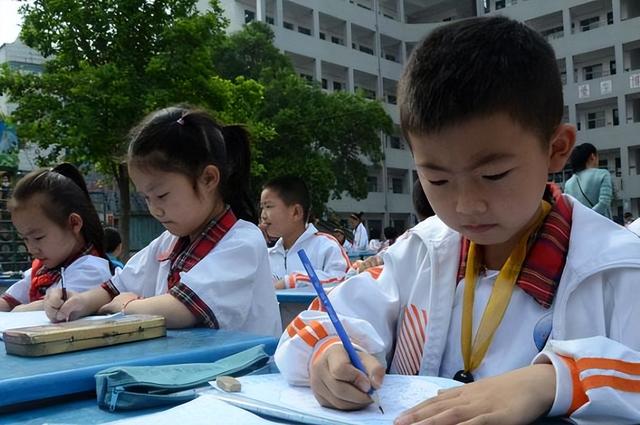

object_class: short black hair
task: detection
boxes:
[263,175,311,222]
[104,227,122,253]
[569,142,597,172]
[398,16,563,145]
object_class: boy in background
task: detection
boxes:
[260,175,350,289]
[275,16,640,424]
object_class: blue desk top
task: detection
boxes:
[0,278,18,288]
[0,328,278,410]
[275,289,317,304]
[347,250,377,261]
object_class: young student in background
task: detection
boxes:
[332,228,352,252]
[0,164,112,312]
[348,212,368,252]
[260,175,349,289]
[45,107,281,336]
[353,179,436,275]
[104,226,125,270]
[275,16,640,424]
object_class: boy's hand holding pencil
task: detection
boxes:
[309,342,385,411]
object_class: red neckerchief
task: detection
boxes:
[456,184,572,309]
[165,207,237,289]
[29,244,99,302]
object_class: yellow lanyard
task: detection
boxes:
[461,201,551,375]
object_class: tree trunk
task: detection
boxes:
[116,162,131,260]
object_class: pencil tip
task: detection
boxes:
[379,406,384,414]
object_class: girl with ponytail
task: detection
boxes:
[45,106,280,335]
[1,164,112,312]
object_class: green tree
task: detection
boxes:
[0,0,268,255]
[216,22,393,216]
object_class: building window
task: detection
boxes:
[362,88,376,99]
[321,78,327,89]
[584,64,602,80]
[298,26,311,36]
[496,0,506,10]
[333,81,343,91]
[540,26,564,40]
[610,60,616,75]
[607,11,613,25]
[244,10,255,24]
[615,157,621,176]
[367,176,378,192]
[283,21,294,30]
[266,16,274,25]
[587,111,605,129]
[613,108,619,126]
[391,177,404,194]
[319,32,326,40]
[384,53,396,62]
[331,36,343,45]
[300,73,313,83]
[580,16,600,32]
[359,45,374,55]
[386,94,397,104]
[389,135,403,149]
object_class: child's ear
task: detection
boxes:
[68,213,84,235]
[547,123,576,173]
[200,165,221,193]
[292,204,305,223]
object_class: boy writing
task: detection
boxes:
[260,175,350,289]
[274,16,640,424]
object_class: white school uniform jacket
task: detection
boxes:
[352,222,368,252]
[275,196,640,423]
[110,220,282,337]
[268,224,350,288]
[4,255,111,305]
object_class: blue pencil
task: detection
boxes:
[297,249,384,414]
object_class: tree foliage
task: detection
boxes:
[216,22,393,216]
[0,0,268,254]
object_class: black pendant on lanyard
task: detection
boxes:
[453,369,475,383]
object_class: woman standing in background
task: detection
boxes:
[564,142,613,219]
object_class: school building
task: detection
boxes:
[217,0,640,232]
[1,1,640,235]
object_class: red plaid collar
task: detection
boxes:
[30,244,98,301]
[456,184,572,309]
[166,207,237,289]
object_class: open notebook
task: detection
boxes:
[209,373,462,425]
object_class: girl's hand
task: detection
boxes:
[98,292,140,314]
[44,288,81,322]
[394,364,556,425]
[274,279,286,289]
[310,343,385,411]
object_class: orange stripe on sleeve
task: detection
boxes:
[577,358,640,376]
[583,375,640,393]
[311,336,341,365]
[309,320,328,340]
[297,326,319,347]
[559,355,589,414]
[365,265,384,280]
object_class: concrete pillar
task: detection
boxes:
[276,0,283,27]
[562,7,572,36]
[315,58,322,84]
[347,67,355,92]
[398,0,405,22]
[313,8,320,39]
[256,0,266,21]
